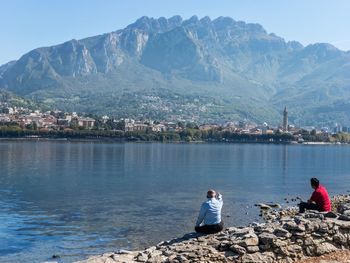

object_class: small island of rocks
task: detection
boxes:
[76,195,350,263]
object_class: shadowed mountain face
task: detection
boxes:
[0,15,349,125]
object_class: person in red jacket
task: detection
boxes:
[299,178,331,213]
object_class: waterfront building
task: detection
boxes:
[0,114,11,122]
[152,124,166,132]
[333,124,342,134]
[77,117,95,129]
[101,115,110,123]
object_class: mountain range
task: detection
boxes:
[1,15,350,126]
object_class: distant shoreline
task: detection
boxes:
[1,127,348,144]
[0,136,347,145]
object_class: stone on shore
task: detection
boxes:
[75,194,350,263]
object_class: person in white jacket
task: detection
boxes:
[195,189,223,234]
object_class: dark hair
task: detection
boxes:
[310,178,319,187]
[207,190,216,198]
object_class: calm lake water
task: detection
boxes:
[1,141,350,262]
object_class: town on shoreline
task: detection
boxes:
[1,105,350,143]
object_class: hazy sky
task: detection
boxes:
[1,0,349,65]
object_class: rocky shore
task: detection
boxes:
[76,195,350,263]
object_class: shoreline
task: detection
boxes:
[75,194,350,263]
[0,137,347,145]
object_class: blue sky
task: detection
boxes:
[1,0,349,65]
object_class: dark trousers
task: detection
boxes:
[195,221,223,234]
[299,202,319,213]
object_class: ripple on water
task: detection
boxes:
[1,142,350,262]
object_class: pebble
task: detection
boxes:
[75,194,350,263]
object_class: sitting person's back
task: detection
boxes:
[299,178,331,213]
[310,183,331,212]
[195,189,223,234]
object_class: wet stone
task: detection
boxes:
[76,194,350,263]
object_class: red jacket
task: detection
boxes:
[310,185,331,212]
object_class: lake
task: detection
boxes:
[1,141,350,262]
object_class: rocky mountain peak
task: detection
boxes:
[126,15,183,33]
[0,15,349,125]
[287,41,304,51]
[305,43,340,53]
[200,16,212,24]
[183,15,199,25]
[212,16,236,29]
[302,43,343,61]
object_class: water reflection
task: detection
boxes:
[282,145,288,180]
[0,142,350,262]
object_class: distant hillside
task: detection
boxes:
[0,89,44,110]
[0,16,349,125]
